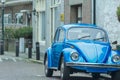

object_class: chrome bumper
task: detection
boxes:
[66,62,120,69]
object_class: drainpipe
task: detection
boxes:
[93,0,96,25]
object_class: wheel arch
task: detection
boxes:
[44,47,53,68]
[58,48,74,70]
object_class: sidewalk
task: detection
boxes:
[0,51,43,64]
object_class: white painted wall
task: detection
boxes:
[46,0,64,48]
[32,0,46,53]
[96,0,120,44]
[32,0,36,52]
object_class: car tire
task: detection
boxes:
[60,57,70,80]
[44,56,53,77]
[111,71,120,80]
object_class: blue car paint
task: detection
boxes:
[45,23,120,73]
[62,48,85,62]
[62,23,97,30]
[64,41,120,72]
[66,41,111,63]
[52,42,64,67]
[63,41,119,73]
[46,47,53,68]
[64,46,118,73]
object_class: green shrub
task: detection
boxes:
[117,6,120,21]
[4,26,32,39]
[4,27,16,39]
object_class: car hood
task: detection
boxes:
[66,41,111,63]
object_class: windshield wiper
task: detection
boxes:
[78,35,90,40]
[93,37,104,41]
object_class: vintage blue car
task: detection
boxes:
[44,24,120,80]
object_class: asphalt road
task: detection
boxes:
[0,57,111,80]
[0,59,41,80]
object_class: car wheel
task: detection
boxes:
[111,71,120,80]
[44,56,53,77]
[60,57,70,80]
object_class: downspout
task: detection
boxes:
[93,0,96,25]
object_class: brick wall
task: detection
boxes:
[0,3,32,26]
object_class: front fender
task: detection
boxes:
[62,48,77,62]
[107,50,120,64]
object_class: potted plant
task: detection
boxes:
[117,5,120,21]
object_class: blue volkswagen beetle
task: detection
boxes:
[44,24,120,80]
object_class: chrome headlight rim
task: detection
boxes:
[112,54,120,63]
[70,52,79,61]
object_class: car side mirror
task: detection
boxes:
[112,41,118,44]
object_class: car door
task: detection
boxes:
[52,28,65,67]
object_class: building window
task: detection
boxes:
[50,0,60,41]
[37,0,45,11]
[51,7,58,41]
[15,13,23,24]
[4,14,12,24]
[51,8,55,41]
[41,12,46,40]
[51,0,61,5]
[70,5,82,23]
[55,0,61,4]
[77,6,82,23]
[27,13,31,26]
[51,0,55,5]
[37,0,46,41]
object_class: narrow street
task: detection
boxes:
[0,56,111,80]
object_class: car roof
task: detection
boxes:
[61,23,98,30]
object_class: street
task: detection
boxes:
[0,56,111,80]
[0,58,41,80]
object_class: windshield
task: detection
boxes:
[67,27,108,42]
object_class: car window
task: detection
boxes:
[68,27,108,42]
[58,29,64,42]
[54,28,64,42]
[54,29,59,42]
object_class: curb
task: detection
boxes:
[28,59,43,64]
[2,52,44,64]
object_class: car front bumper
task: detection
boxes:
[66,62,120,69]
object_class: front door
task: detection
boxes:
[52,28,65,67]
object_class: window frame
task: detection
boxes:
[15,13,23,24]
[58,28,65,42]
[4,13,12,24]
[54,28,65,43]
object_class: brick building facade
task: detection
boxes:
[0,0,32,27]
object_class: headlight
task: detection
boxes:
[112,54,120,63]
[71,52,79,61]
